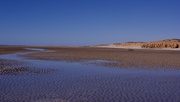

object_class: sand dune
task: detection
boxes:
[141,39,180,48]
[98,39,180,50]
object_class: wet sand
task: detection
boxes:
[0,47,54,75]
[24,46,180,69]
[0,46,30,55]
[0,46,28,75]
[0,47,180,102]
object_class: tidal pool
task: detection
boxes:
[0,48,180,102]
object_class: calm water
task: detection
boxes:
[0,48,180,102]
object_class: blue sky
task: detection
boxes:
[0,0,180,46]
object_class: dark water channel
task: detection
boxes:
[0,48,180,102]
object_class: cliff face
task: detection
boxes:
[113,39,180,48]
[141,39,180,48]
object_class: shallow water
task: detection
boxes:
[0,48,180,102]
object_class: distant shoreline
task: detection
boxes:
[95,45,180,51]
[95,38,180,50]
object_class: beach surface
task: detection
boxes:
[1,46,180,102]
[0,46,36,75]
[24,46,180,69]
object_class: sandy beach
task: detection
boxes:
[1,46,180,69]
[23,46,180,69]
[1,46,180,101]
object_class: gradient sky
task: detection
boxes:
[0,0,180,46]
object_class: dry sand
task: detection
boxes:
[24,46,180,69]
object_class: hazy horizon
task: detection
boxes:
[1,0,180,46]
